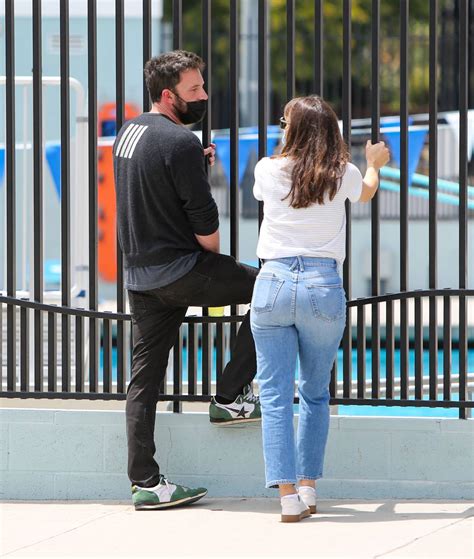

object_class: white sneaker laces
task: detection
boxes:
[160,475,172,494]
[244,386,259,404]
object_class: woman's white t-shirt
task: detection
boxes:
[253,157,363,265]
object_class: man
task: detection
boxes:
[114,50,261,511]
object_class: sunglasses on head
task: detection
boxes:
[279,116,287,130]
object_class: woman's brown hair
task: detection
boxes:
[276,95,349,208]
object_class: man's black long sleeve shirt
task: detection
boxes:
[114,112,219,269]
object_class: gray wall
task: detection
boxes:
[1,409,472,500]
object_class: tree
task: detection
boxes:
[162,0,448,125]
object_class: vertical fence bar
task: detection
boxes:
[33,0,44,391]
[258,0,268,227]
[414,295,423,400]
[230,0,239,259]
[47,312,57,392]
[173,0,182,50]
[143,0,151,111]
[458,0,468,419]
[342,0,352,399]
[201,0,212,396]
[399,0,409,400]
[428,0,438,401]
[88,0,99,392]
[370,0,380,399]
[158,333,165,394]
[188,323,197,396]
[202,322,212,396]
[173,329,183,412]
[5,0,16,391]
[20,307,30,391]
[75,315,84,392]
[286,0,295,100]
[329,362,337,398]
[129,318,133,374]
[0,304,3,382]
[313,0,323,96]
[202,0,212,150]
[116,0,126,394]
[471,0,474,108]
[459,294,467,417]
[60,0,71,392]
[216,322,225,393]
[158,372,166,396]
[229,0,239,347]
[443,295,451,401]
[385,300,394,399]
[357,304,366,399]
[103,319,112,393]
[399,300,409,399]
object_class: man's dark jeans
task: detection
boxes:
[126,251,259,487]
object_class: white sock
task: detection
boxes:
[281,493,299,502]
[299,486,316,493]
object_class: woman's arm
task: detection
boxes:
[358,140,390,203]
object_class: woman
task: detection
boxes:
[250,95,390,522]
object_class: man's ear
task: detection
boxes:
[161,89,173,102]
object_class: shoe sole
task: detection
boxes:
[299,501,316,514]
[210,417,261,425]
[281,509,311,523]
[134,490,208,511]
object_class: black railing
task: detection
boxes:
[1,290,473,413]
[1,0,473,419]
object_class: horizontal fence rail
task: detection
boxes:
[1,291,473,417]
[1,0,473,419]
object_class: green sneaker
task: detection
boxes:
[209,384,261,425]
[132,475,207,510]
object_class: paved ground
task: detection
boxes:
[1,499,472,558]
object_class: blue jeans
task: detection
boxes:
[250,256,346,488]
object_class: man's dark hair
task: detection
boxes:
[144,50,205,103]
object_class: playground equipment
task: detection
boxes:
[380,167,474,209]
[97,102,140,283]
[0,94,141,286]
[0,76,90,379]
[0,76,88,301]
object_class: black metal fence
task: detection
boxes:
[1,0,473,419]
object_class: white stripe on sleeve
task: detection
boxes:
[127,126,149,158]
[115,123,137,157]
[122,125,144,158]
[118,124,140,157]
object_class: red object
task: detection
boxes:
[97,102,140,283]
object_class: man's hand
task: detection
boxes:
[203,143,216,167]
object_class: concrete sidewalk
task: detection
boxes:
[1,499,472,558]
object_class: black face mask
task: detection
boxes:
[172,92,207,124]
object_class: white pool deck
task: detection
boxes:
[1,499,473,558]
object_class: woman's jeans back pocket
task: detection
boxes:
[252,274,284,314]
[305,282,346,321]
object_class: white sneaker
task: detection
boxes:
[280,493,311,523]
[298,486,317,514]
